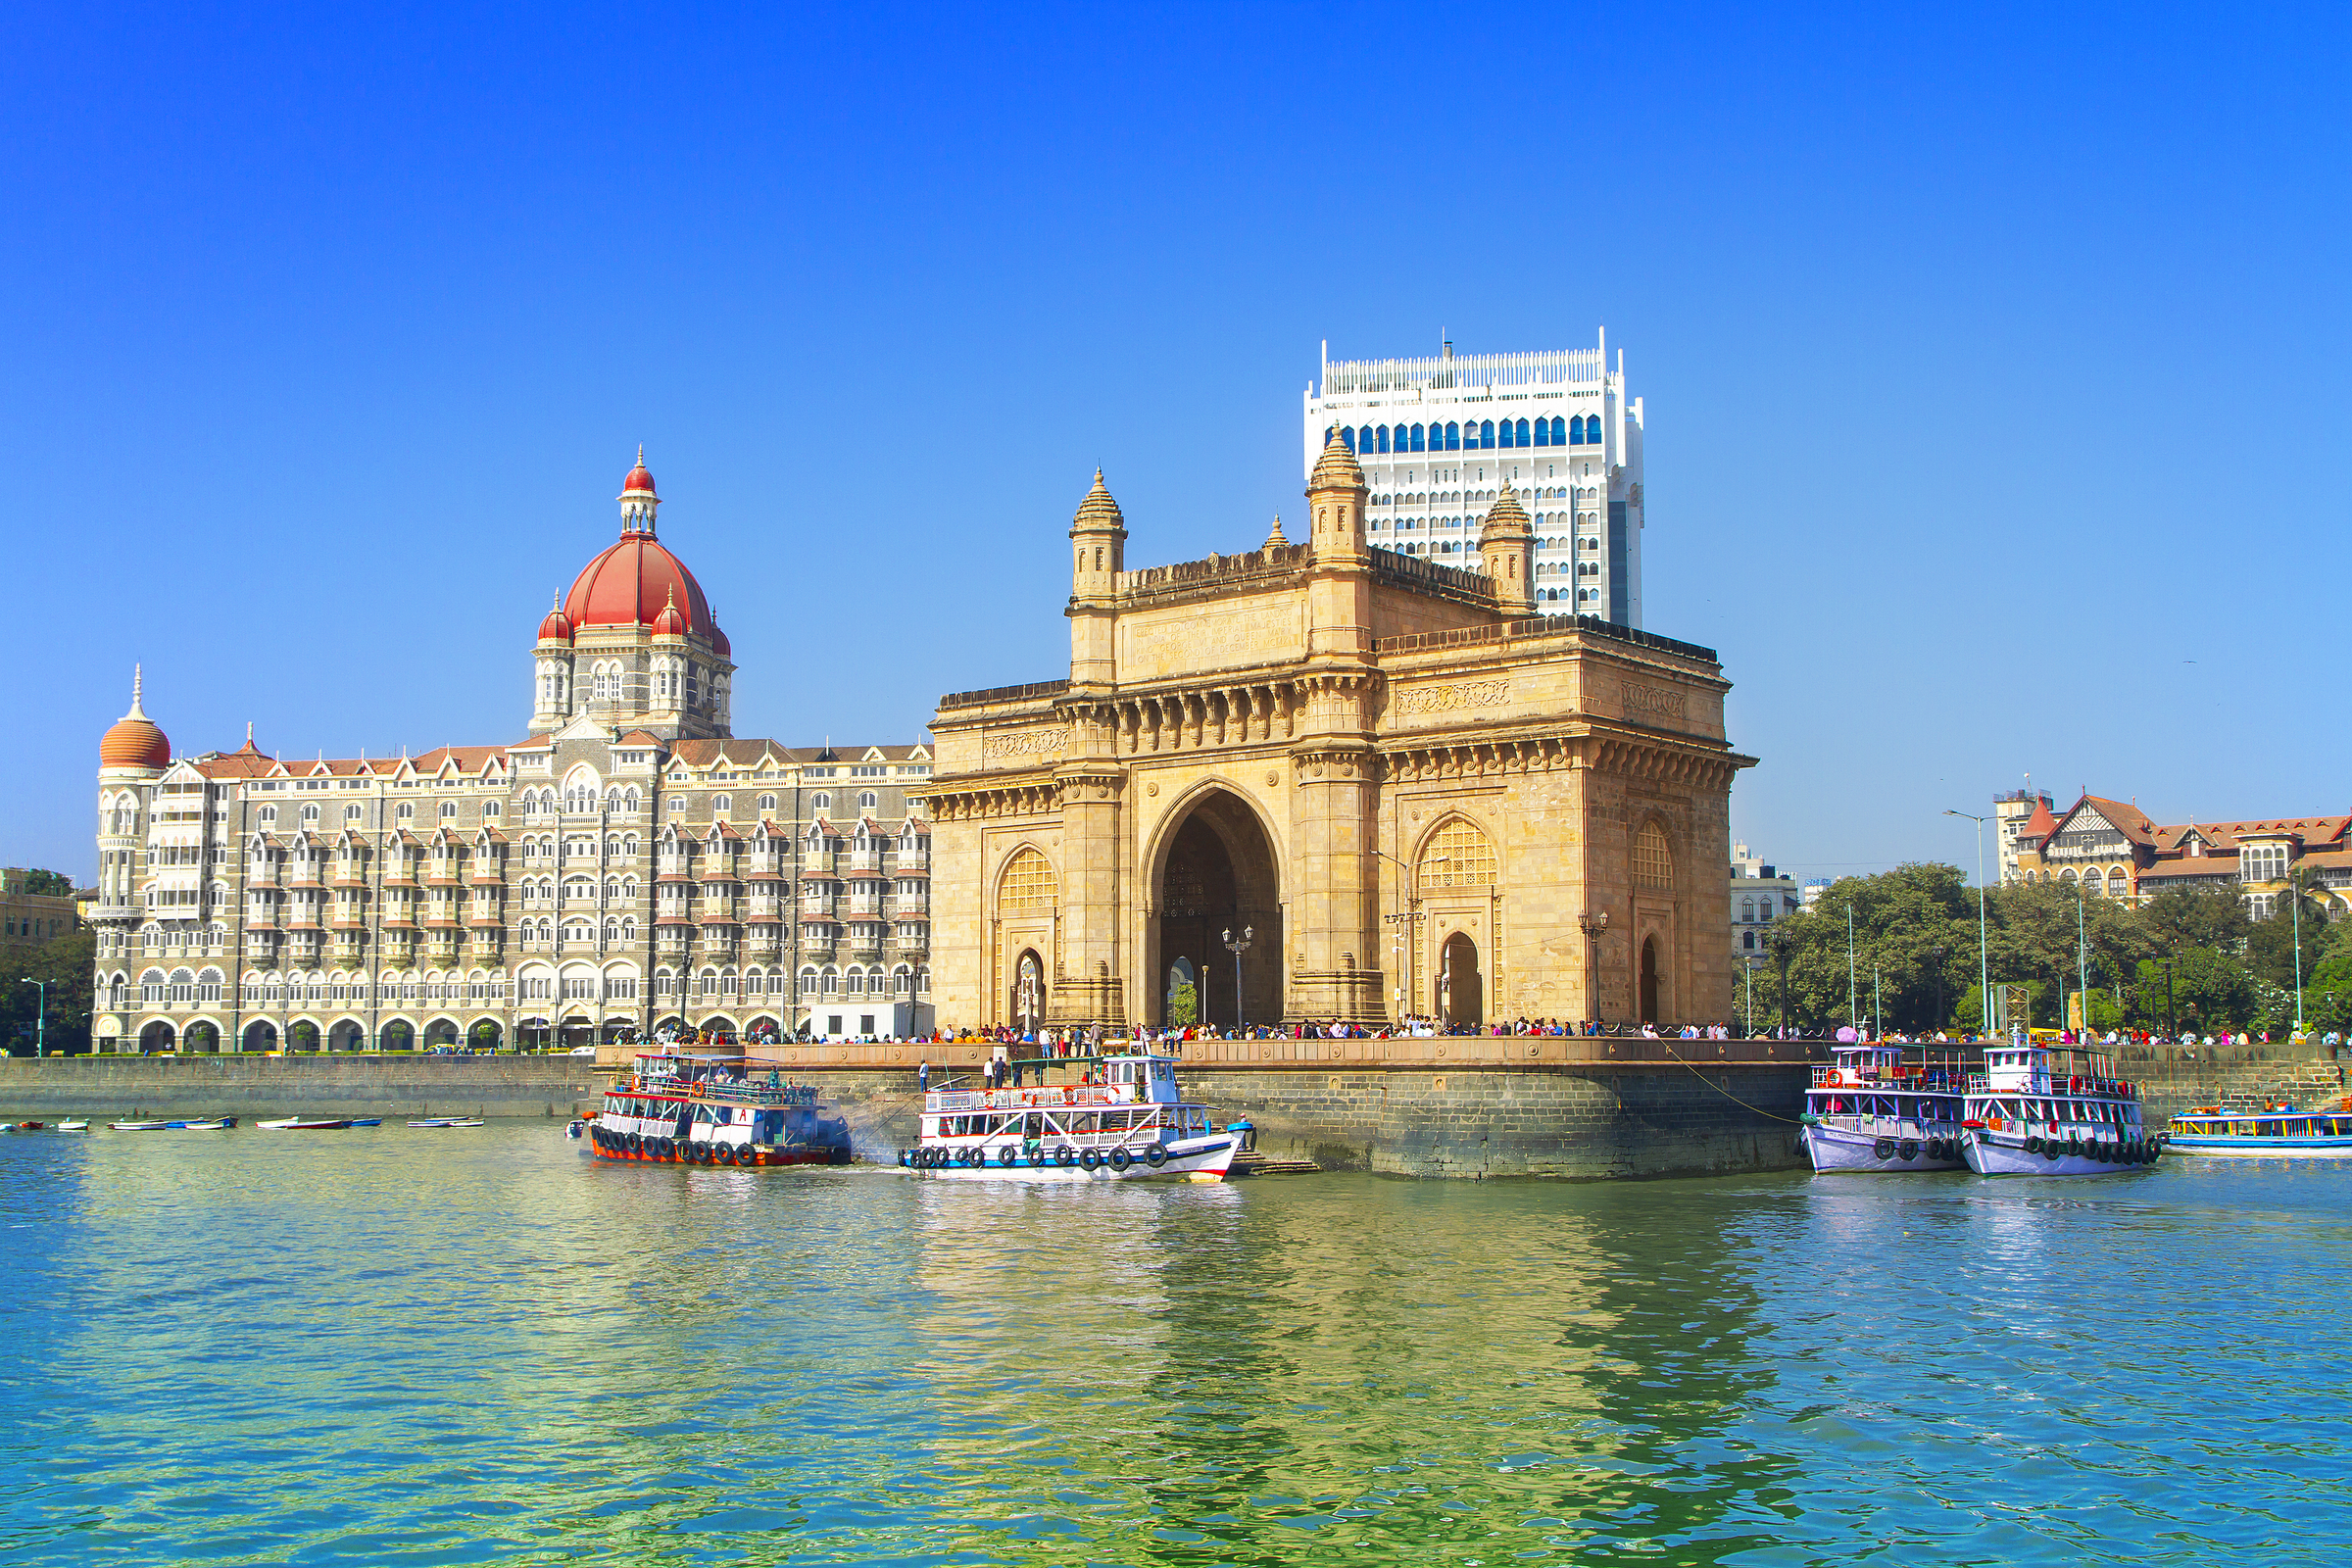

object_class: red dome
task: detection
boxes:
[100,669,169,769]
[537,600,574,643]
[709,622,731,658]
[564,533,716,639]
[622,454,656,495]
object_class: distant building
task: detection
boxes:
[1799,878,1832,910]
[1,869,76,944]
[1993,788,2055,884]
[1729,843,1800,957]
[2007,792,2352,918]
[1304,333,1644,624]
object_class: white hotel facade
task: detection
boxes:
[1303,333,1644,625]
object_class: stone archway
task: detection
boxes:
[380,1020,416,1053]
[139,1020,175,1054]
[1010,948,1048,1034]
[423,1018,460,1050]
[242,1020,278,1053]
[1439,932,1483,1029]
[1152,790,1283,1028]
[288,1020,320,1053]
[184,1020,220,1054]
[1640,936,1661,1025]
[329,1019,367,1053]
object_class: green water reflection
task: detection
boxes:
[3,1125,2346,1565]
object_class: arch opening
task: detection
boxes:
[1151,791,1282,1028]
[1439,932,1483,1029]
[1640,936,1661,1025]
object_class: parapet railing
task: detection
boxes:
[938,678,1071,710]
[1376,613,1718,664]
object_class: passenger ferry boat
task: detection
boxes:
[2164,1099,2352,1156]
[1961,1044,2154,1176]
[902,1044,1238,1182]
[1799,1043,1971,1171]
[587,1052,854,1168]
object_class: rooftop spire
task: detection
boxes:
[1264,513,1289,548]
[127,663,146,719]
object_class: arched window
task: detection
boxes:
[1445,421,1460,451]
[1498,418,1514,449]
[1474,419,1491,449]
[799,967,818,998]
[759,794,777,813]
[1570,416,1587,444]
[1341,427,1355,452]
[859,791,877,810]
[1634,823,1674,890]
[712,794,731,817]
[811,793,830,811]
[1410,422,1426,452]
[1549,416,1566,444]
[1534,417,1551,447]
[1515,418,1530,446]
[999,846,1059,912]
[1376,425,1390,454]
[1420,817,1498,887]
[1740,896,1755,922]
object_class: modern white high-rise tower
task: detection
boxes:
[1303,332,1643,625]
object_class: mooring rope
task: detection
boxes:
[1659,1045,1809,1125]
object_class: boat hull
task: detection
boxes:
[1964,1130,2151,1177]
[586,1122,850,1167]
[903,1135,1238,1183]
[2165,1136,2352,1157]
[1801,1121,1967,1173]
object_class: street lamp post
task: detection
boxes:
[2161,957,2177,1041]
[1845,905,1858,1036]
[1743,956,1765,1037]
[1928,944,1947,1035]
[1944,809,1992,1040]
[1373,848,1444,1024]
[2289,865,2307,1032]
[1578,909,1610,1028]
[1222,925,1252,1036]
[18,977,46,1057]
[1770,928,1793,1038]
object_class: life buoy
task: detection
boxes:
[1054,1146,1075,1167]
[1872,1137,1895,1160]
[1108,1147,1134,1173]
[1078,1147,1101,1171]
[1145,1144,1167,1167]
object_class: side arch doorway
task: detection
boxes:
[1439,931,1483,1029]
[1151,791,1282,1029]
[1640,936,1661,1025]
[1010,949,1048,1034]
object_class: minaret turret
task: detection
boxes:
[1304,425,1368,560]
[1066,468,1126,689]
[618,445,660,536]
[1480,481,1536,618]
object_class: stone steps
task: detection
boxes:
[1230,1152,1321,1177]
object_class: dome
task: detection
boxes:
[1308,425,1366,490]
[564,531,717,642]
[1480,482,1532,542]
[100,666,170,770]
[621,445,655,496]
[708,620,730,659]
[537,593,574,644]
[651,587,689,638]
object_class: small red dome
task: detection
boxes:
[622,452,656,495]
[537,599,574,643]
[709,622,731,659]
[100,669,170,769]
[652,588,690,638]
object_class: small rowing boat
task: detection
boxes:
[408,1117,484,1128]
[258,1117,354,1131]
[347,1118,382,1127]
[6,1119,90,1134]
[109,1116,238,1131]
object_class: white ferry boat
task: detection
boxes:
[587,1052,854,1168]
[901,1043,1238,1182]
[1799,1044,1971,1172]
[2164,1099,2352,1157]
[1961,1044,2154,1176]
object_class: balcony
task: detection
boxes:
[747,897,782,919]
[333,868,368,888]
[894,934,929,953]
[887,896,929,918]
[656,858,693,881]
[846,851,882,874]
[744,855,785,879]
[696,906,739,924]
[469,865,504,886]
[846,897,882,918]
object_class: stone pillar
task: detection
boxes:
[1286,675,1385,1023]
[1048,705,1126,1029]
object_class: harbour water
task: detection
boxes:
[3,1124,2345,1564]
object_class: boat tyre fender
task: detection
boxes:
[1054,1146,1075,1167]
[1078,1147,1101,1172]
[2044,1142,2062,1161]
[1897,1140,1919,1162]
[625,1132,641,1154]
[1108,1147,1133,1173]
[2025,1135,2042,1153]
[1872,1137,1895,1161]
[1000,1145,1021,1168]
[1145,1144,1167,1168]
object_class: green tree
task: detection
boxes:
[18,869,74,898]
[1165,981,1198,1027]
[0,928,95,1054]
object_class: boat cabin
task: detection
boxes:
[920,1046,1210,1154]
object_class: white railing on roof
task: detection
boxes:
[1322,348,1604,396]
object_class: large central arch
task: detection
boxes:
[1149,789,1282,1028]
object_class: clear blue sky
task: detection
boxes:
[7,4,2347,883]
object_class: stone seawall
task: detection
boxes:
[772,1050,1811,1180]
[2118,1039,2347,1117]
[0,1056,603,1120]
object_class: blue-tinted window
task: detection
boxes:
[1342,427,1356,453]
[1479,419,1494,449]
[1498,419,1514,449]
[1445,421,1460,451]
[1410,423,1425,452]
[1571,416,1588,444]
[1377,425,1391,454]
[1359,425,1374,453]
[1516,418,1530,446]
[1534,418,1550,447]
[1550,416,1566,444]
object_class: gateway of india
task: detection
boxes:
[920,427,1754,1032]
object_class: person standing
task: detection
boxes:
[918,1059,931,1095]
